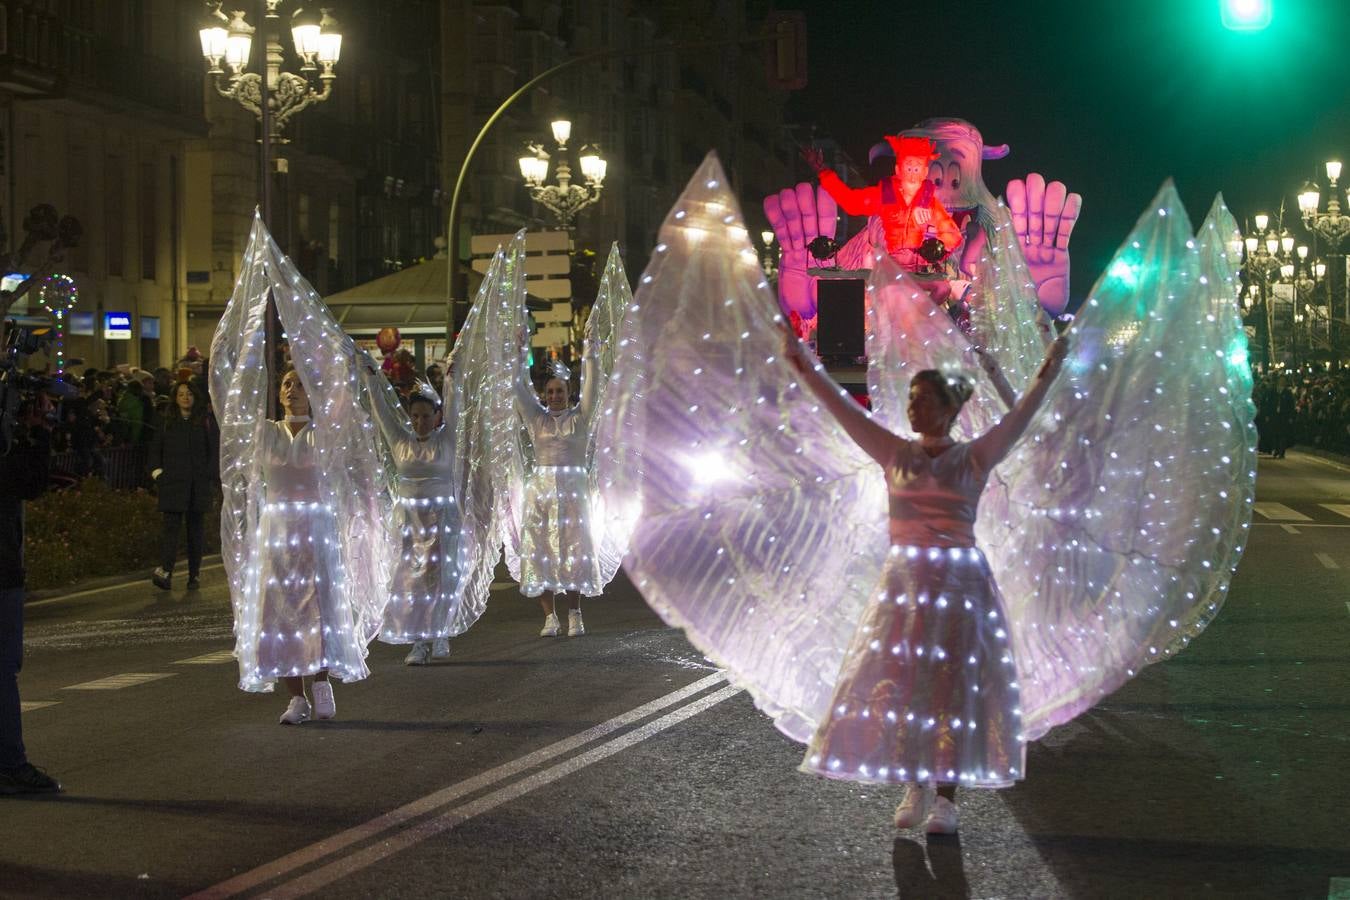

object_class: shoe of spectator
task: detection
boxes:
[404,642,432,666]
[0,762,63,796]
[431,638,451,658]
[279,696,311,725]
[567,610,585,637]
[311,681,336,720]
[151,567,171,591]
[186,576,201,590]
[540,613,561,637]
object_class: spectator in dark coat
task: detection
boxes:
[148,382,218,591]
[1270,377,1296,459]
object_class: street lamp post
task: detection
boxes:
[197,1,343,229]
[517,120,607,230]
[1239,212,1297,369]
[1296,161,1350,363]
[196,1,343,415]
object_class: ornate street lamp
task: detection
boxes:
[517,119,607,229]
[197,2,343,224]
[1239,211,1299,369]
[1294,159,1350,363]
[199,2,342,136]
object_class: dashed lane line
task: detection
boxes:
[184,671,730,900]
[1252,502,1312,521]
[62,672,177,691]
[1315,553,1341,571]
[173,649,236,665]
[1322,504,1350,520]
[19,701,59,713]
[1281,524,1301,534]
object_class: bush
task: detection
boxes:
[24,479,220,590]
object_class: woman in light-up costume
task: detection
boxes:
[596,154,1255,831]
[211,216,391,724]
[357,312,501,665]
[358,374,462,665]
[786,334,1067,831]
[458,231,633,638]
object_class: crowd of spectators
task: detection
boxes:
[48,349,212,487]
[1254,369,1350,457]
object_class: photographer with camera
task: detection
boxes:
[0,203,81,795]
[0,385,60,795]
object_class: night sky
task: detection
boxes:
[787,0,1350,302]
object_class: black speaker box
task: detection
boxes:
[815,278,866,360]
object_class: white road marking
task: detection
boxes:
[1315,553,1340,570]
[1299,453,1350,474]
[1281,524,1301,534]
[186,671,729,900]
[1345,602,1350,618]
[1321,504,1350,520]
[1329,875,1350,899]
[19,701,59,713]
[63,672,177,691]
[27,561,225,608]
[264,684,744,899]
[173,649,236,665]
[1252,502,1312,521]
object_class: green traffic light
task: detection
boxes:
[1221,0,1272,30]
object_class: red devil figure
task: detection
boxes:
[804,136,963,273]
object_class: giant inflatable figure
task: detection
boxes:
[767,118,1082,338]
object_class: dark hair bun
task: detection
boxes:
[946,373,974,405]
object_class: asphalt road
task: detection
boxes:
[3,450,1349,899]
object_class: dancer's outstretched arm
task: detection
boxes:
[577,338,601,421]
[974,344,1018,411]
[512,335,545,423]
[356,353,412,444]
[970,334,1069,472]
[783,326,902,467]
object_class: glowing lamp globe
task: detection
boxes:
[1220,0,1272,31]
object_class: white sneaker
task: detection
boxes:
[924,795,959,834]
[311,681,336,720]
[567,610,585,637]
[279,696,310,725]
[404,642,432,666]
[432,638,451,658]
[893,783,936,828]
[540,613,561,636]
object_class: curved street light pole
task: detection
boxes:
[444,32,784,344]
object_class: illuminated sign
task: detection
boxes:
[104,311,133,340]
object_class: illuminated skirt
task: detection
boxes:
[380,494,465,643]
[246,500,369,689]
[518,465,604,598]
[801,545,1026,788]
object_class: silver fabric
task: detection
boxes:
[597,154,1255,771]
[210,214,392,692]
[803,544,1025,788]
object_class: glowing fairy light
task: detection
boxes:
[38,273,78,374]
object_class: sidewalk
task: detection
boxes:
[25,554,223,606]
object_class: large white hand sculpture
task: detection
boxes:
[764,183,838,324]
[1006,174,1082,316]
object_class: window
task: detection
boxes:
[139,315,160,368]
[139,161,156,281]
